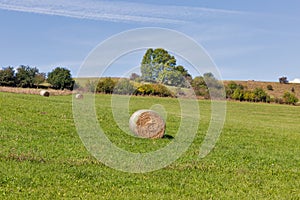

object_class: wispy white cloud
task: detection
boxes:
[0,0,247,24]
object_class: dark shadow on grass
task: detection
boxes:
[162,134,174,139]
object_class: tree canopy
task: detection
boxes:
[47,67,74,90]
[0,67,15,87]
[15,65,39,88]
[140,48,191,87]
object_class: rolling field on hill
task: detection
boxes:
[223,80,300,99]
[74,77,300,100]
[0,92,299,199]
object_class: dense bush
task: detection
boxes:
[253,88,269,102]
[134,84,154,95]
[226,81,244,98]
[267,85,273,90]
[232,88,244,101]
[191,76,207,96]
[96,77,116,94]
[114,79,135,95]
[243,91,255,102]
[134,83,174,97]
[283,92,298,105]
[152,84,174,97]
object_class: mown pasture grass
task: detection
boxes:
[0,92,299,199]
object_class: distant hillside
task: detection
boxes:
[74,77,300,100]
[74,77,119,85]
[223,80,300,99]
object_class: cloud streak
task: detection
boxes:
[290,78,300,83]
[0,0,247,24]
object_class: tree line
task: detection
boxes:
[225,81,298,105]
[82,78,174,97]
[2,48,298,105]
[0,66,74,90]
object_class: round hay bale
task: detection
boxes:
[40,90,50,97]
[129,110,165,139]
[75,93,84,99]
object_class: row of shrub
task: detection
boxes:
[83,78,299,105]
[133,83,174,97]
[226,81,299,105]
[82,73,224,99]
[82,78,174,97]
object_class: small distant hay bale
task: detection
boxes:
[129,110,165,139]
[40,90,50,97]
[75,94,84,99]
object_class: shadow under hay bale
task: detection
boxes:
[129,110,165,139]
[40,90,50,97]
[162,134,174,139]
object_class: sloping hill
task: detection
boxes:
[223,80,300,99]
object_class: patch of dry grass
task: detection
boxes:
[0,86,72,96]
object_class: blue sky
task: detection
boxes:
[0,0,300,81]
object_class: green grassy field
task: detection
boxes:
[0,92,299,199]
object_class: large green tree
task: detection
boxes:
[140,48,190,87]
[15,65,39,88]
[0,66,15,87]
[47,67,74,90]
[141,48,176,82]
